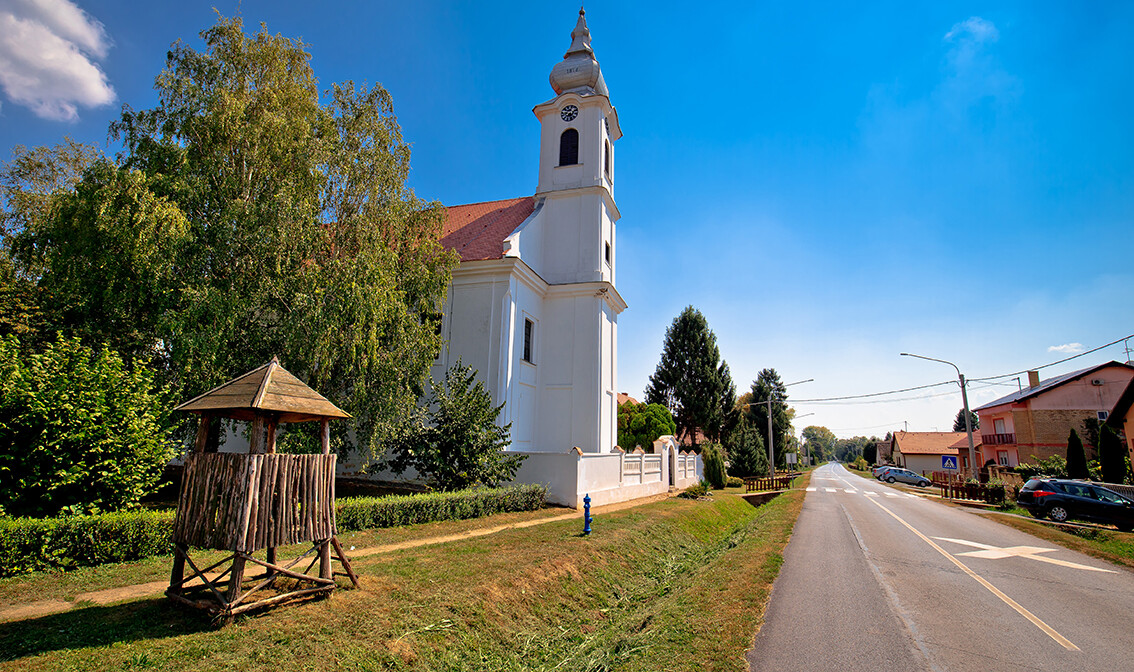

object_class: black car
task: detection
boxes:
[1017,479,1134,531]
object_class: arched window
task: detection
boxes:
[559,129,579,166]
[604,140,611,180]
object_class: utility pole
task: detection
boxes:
[745,378,813,478]
[901,353,978,480]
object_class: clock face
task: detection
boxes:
[560,105,579,122]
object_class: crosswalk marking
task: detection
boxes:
[844,489,857,494]
[805,487,816,492]
[802,486,923,499]
[825,487,837,492]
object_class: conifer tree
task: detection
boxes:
[1066,428,1089,479]
[1098,425,1125,484]
[726,416,767,478]
[644,306,730,449]
[746,369,791,466]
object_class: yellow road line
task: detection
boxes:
[865,495,1080,651]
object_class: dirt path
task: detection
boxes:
[0,492,677,623]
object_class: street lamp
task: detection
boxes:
[745,378,813,478]
[794,412,815,466]
[900,353,977,479]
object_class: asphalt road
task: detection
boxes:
[747,462,1134,672]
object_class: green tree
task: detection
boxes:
[6,17,457,458]
[953,408,979,432]
[1066,429,1089,479]
[617,401,676,452]
[726,416,767,478]
[802,425,836,463]
[644,306,731,449]
[386,362,521,491]
[745,369,791,466]
[0,335,175,516]
[863,440,877,465]
[701,442,727,489]
[1098,425,1125,484]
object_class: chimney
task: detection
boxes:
[1027,370,1041,388]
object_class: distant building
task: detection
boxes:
[891,431,965,475]
[974,362,1134,464]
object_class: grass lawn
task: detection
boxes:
[0,481,806,671]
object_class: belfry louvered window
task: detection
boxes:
[559,129,579,166]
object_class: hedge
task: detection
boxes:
[0,484,546,577]
[337,483,546,531]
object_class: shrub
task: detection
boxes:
[678,481,709,499]
[337,484,546,531]
[0,510,175,577]
[1067,429,1089,479]
[726,416,767,478]
[852,456,869,471]
[726,476,743,488]
[1015,455,1068,480]
[387,362,523,491]
[1099,426,1125,484]
[0,335,175,517]
[0,484,545,577]
[617,401,676,452]
[701,442,727,489]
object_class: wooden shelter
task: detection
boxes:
[167,357,359,618]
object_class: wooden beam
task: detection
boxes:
[266,417,278,454]
[194,415,211,453]
[249,416,265,454]
[320,419,330,455]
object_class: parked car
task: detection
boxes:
[1017,479,1134,532]
[874,466,898,479]
[881,468,931,488]
[872,465,891,478]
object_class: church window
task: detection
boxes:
[604,140,611,180]
[559,129,579,166]
[523,319,535,363]
[605,242,611,265]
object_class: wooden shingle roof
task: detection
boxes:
[174,357,350,423]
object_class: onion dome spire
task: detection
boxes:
[549,7,608,97]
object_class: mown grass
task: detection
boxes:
[0,484,805,672]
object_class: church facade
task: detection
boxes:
[432,10,701,507]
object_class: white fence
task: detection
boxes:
[510,435,702,508]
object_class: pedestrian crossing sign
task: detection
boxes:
[941,455,958,470]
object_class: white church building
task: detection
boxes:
[429,10,701,507]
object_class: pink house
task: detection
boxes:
[974,361,1134,464]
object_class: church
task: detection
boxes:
[429,9,702,507]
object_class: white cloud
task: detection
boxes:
[945,17,1000,44]
[1048,343,1084,354]
[0,0,115,121]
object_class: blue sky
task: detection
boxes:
[2,1,1132,438]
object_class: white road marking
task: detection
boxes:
[885,493,899,498]
[805,487,816,492]
[864,498,1079,651]
[933,537,1117,574]
[825,488,837,492]
[844,489,857,494]
[864,492,879,497]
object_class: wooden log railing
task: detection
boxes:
[744,474,798,493]
[172,452,337,553]
[941,482,1006,504]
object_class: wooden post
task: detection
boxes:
[249,416,265,454]
[319,419,332,580]
[265,418,278,454]
[194,415,211,453]
[169,544,186,595]
[228,555,246,607]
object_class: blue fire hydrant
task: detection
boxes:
[583,493,592,535]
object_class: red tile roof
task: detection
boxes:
[441,197,535,262]
[893,431,966,455]
[617,392,640,406]
[948,434,983,450]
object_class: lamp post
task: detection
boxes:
[794,412,815,466]
[745,378,813,478]
[900,353,977,479]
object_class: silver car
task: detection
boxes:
[882,468,931,488]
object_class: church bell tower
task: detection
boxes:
[532,8,622,287]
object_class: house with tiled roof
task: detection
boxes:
[427,10,700,507]
[891,431,965,475]
[1105,376,1134,464]
[974,361,1134,465]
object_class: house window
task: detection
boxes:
[604,140,611,180]
[604,242,611,265]
[997,451,1009,466]
[523,318,534,364]
[1097,410,1109,422]
[559,129,579,166]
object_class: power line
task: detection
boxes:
[792,380,955,403]
[969,333,1134,382]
